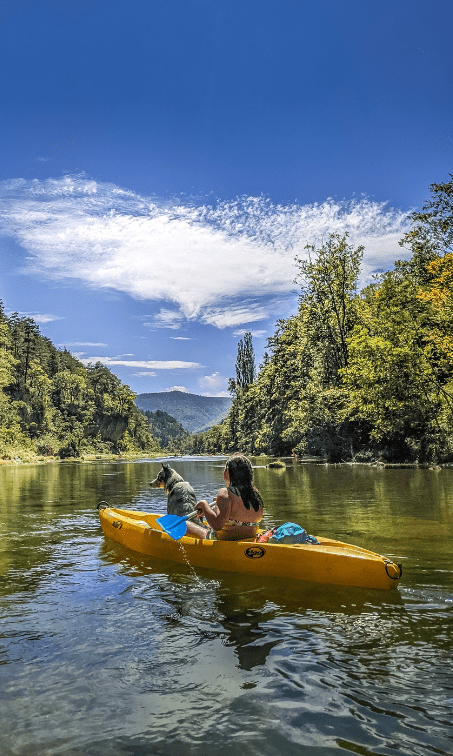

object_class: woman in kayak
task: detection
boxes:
[186,454,264,540]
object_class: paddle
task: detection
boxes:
[156,509,202,541]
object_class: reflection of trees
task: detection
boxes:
[0,461,158,598]
[0,460,158,515]
[253,463,451,547]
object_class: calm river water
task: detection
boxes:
[1,456,452,756]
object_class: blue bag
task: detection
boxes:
[268,522,319,545]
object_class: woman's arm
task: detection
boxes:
[197,488,231,531]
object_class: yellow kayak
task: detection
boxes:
[98,506,402,591]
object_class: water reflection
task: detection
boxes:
[1,459,453,756]
[99,537,405,676]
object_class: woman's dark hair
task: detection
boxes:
[225,454,263,512]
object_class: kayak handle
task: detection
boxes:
[385,560,403,580]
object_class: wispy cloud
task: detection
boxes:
[31,313,63,324]
[165,385,188,392]
[0,175,412,328]
[144,308,184,329]
[7,310,63,324]
[78,356,202,369]
[199,301,273,328]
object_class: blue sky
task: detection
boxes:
[0,0,452,396]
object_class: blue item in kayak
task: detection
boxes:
[268,523,319,545]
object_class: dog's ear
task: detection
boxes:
[161,462,170,470]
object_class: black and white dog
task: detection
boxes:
[150,462,202,522]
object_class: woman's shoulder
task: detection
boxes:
[216,486,230,502]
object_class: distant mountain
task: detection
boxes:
[134,391,232,434]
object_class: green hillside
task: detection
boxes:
[142,409,190,452]
[135,391,231,433]
[0,304,161,460]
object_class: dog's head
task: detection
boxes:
[149,462,177,490]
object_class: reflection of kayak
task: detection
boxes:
[98,506,402,591]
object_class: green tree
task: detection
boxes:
[223,332,257,452]
[0,319,26,454]
[398,174,453,282]
[281,233,364,459]
[7,314,42,388]
[294,232,363,377]
[228,332,256,396]
[247,315,306,455]
[342,271,453,461]
[417,252,453,371]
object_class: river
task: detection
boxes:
[0,456,452,756]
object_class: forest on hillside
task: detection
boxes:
[0,309,160,460]
[142,409,190,453]
[193,175,453,463]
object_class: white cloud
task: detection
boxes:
[198,371,227,395]
[131,371,157,377]
[0,175,412,328]
[31,313,63,324]
[171,336,192,340]
[78,356,202,369]
[165,385,188,392]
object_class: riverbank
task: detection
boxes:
[275,455,450,469]
[1,450,450,468]
[0,450,164,466]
